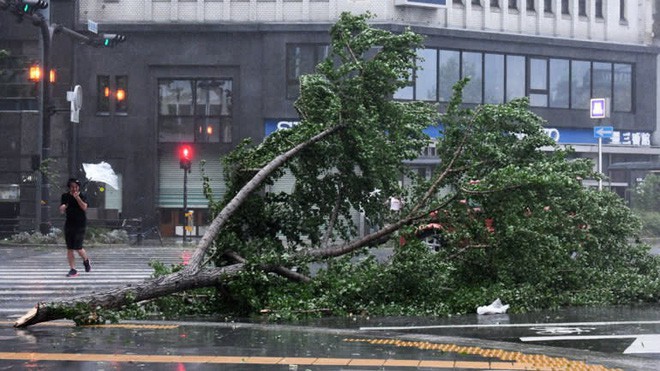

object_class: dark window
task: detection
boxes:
[286,44,329,99]
[595,0,603,18]
[491,0,500,7]
[0,55,39,111]
[561,0,569,14]
[158,79,233,143]
[115,75,128,113]
[526,0,535,11]
[578,0,587,16]
[619,0,626,21]
[97,75,110,113]
[472,0,481,6]
[544,0,552,13]
[509,0,518,9]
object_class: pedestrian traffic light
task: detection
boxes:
[100,33,126,47]
[179,144,193,172]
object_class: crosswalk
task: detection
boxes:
[0,245,193,320]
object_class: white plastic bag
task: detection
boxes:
[477,298,509,315]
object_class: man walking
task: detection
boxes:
[59,178,91,277]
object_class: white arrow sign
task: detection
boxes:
[594,126,613,138]
[521,334,660,354]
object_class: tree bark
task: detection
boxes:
[15,265,244,328]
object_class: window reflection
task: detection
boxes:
[571,60,591,110]
[158,78,233,143]
[391,48,632,113]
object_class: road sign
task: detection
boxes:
[590,98,609,119]
[594,126,613,139]
[88,20,98,34]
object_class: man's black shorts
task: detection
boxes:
[65,228,86,250]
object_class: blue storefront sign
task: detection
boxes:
[265,119,651,147]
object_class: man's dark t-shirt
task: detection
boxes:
[61,193,87,229]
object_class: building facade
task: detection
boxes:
[1,0,659,236]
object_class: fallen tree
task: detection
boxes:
[16,12,659,327]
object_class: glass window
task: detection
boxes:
[595,0,603,18]
[461,52,483,104]
[159,80,193,116]
[506,55,525,101]
[578,0,587,16]
[544,0,552,13]
[439,50,460,102]
[97,75,110,113]
[592,62,612,101]
[549,59,569,108]
[484,53,504,104]
[0,53,38,111]
[159,79,233,143]
[491,0,500,7]
[286,44,329,99]
[415,49,438,101]
[561,0,569,14]
[393,67,414,100]
[571,60,591,109]
[472,0,481,6]
[529,58,548,107]
[509,0,517,9]
[526,0,534,11]
[613,63,632,112]
[115,75,128,113]
[619,0,626,21]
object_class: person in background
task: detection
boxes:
[59,178,91,277]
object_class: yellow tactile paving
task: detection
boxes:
[344,338,623,371]
[0,320,178,330]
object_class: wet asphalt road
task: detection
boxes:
[0,242,658,370]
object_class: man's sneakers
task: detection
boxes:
[66,259,91,277]
[83,259,91,272]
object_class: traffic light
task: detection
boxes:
[16,0,48,15]
[179,144,193,172]
[100,33,126,47]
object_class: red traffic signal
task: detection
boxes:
[179,144,193,171]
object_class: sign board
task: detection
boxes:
[594,126,614,139]
[88,20,98,34]
[590,98,609,119]
[394,0,446,8]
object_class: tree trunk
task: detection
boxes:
[14,265,244,328]
[15,125,342,328]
